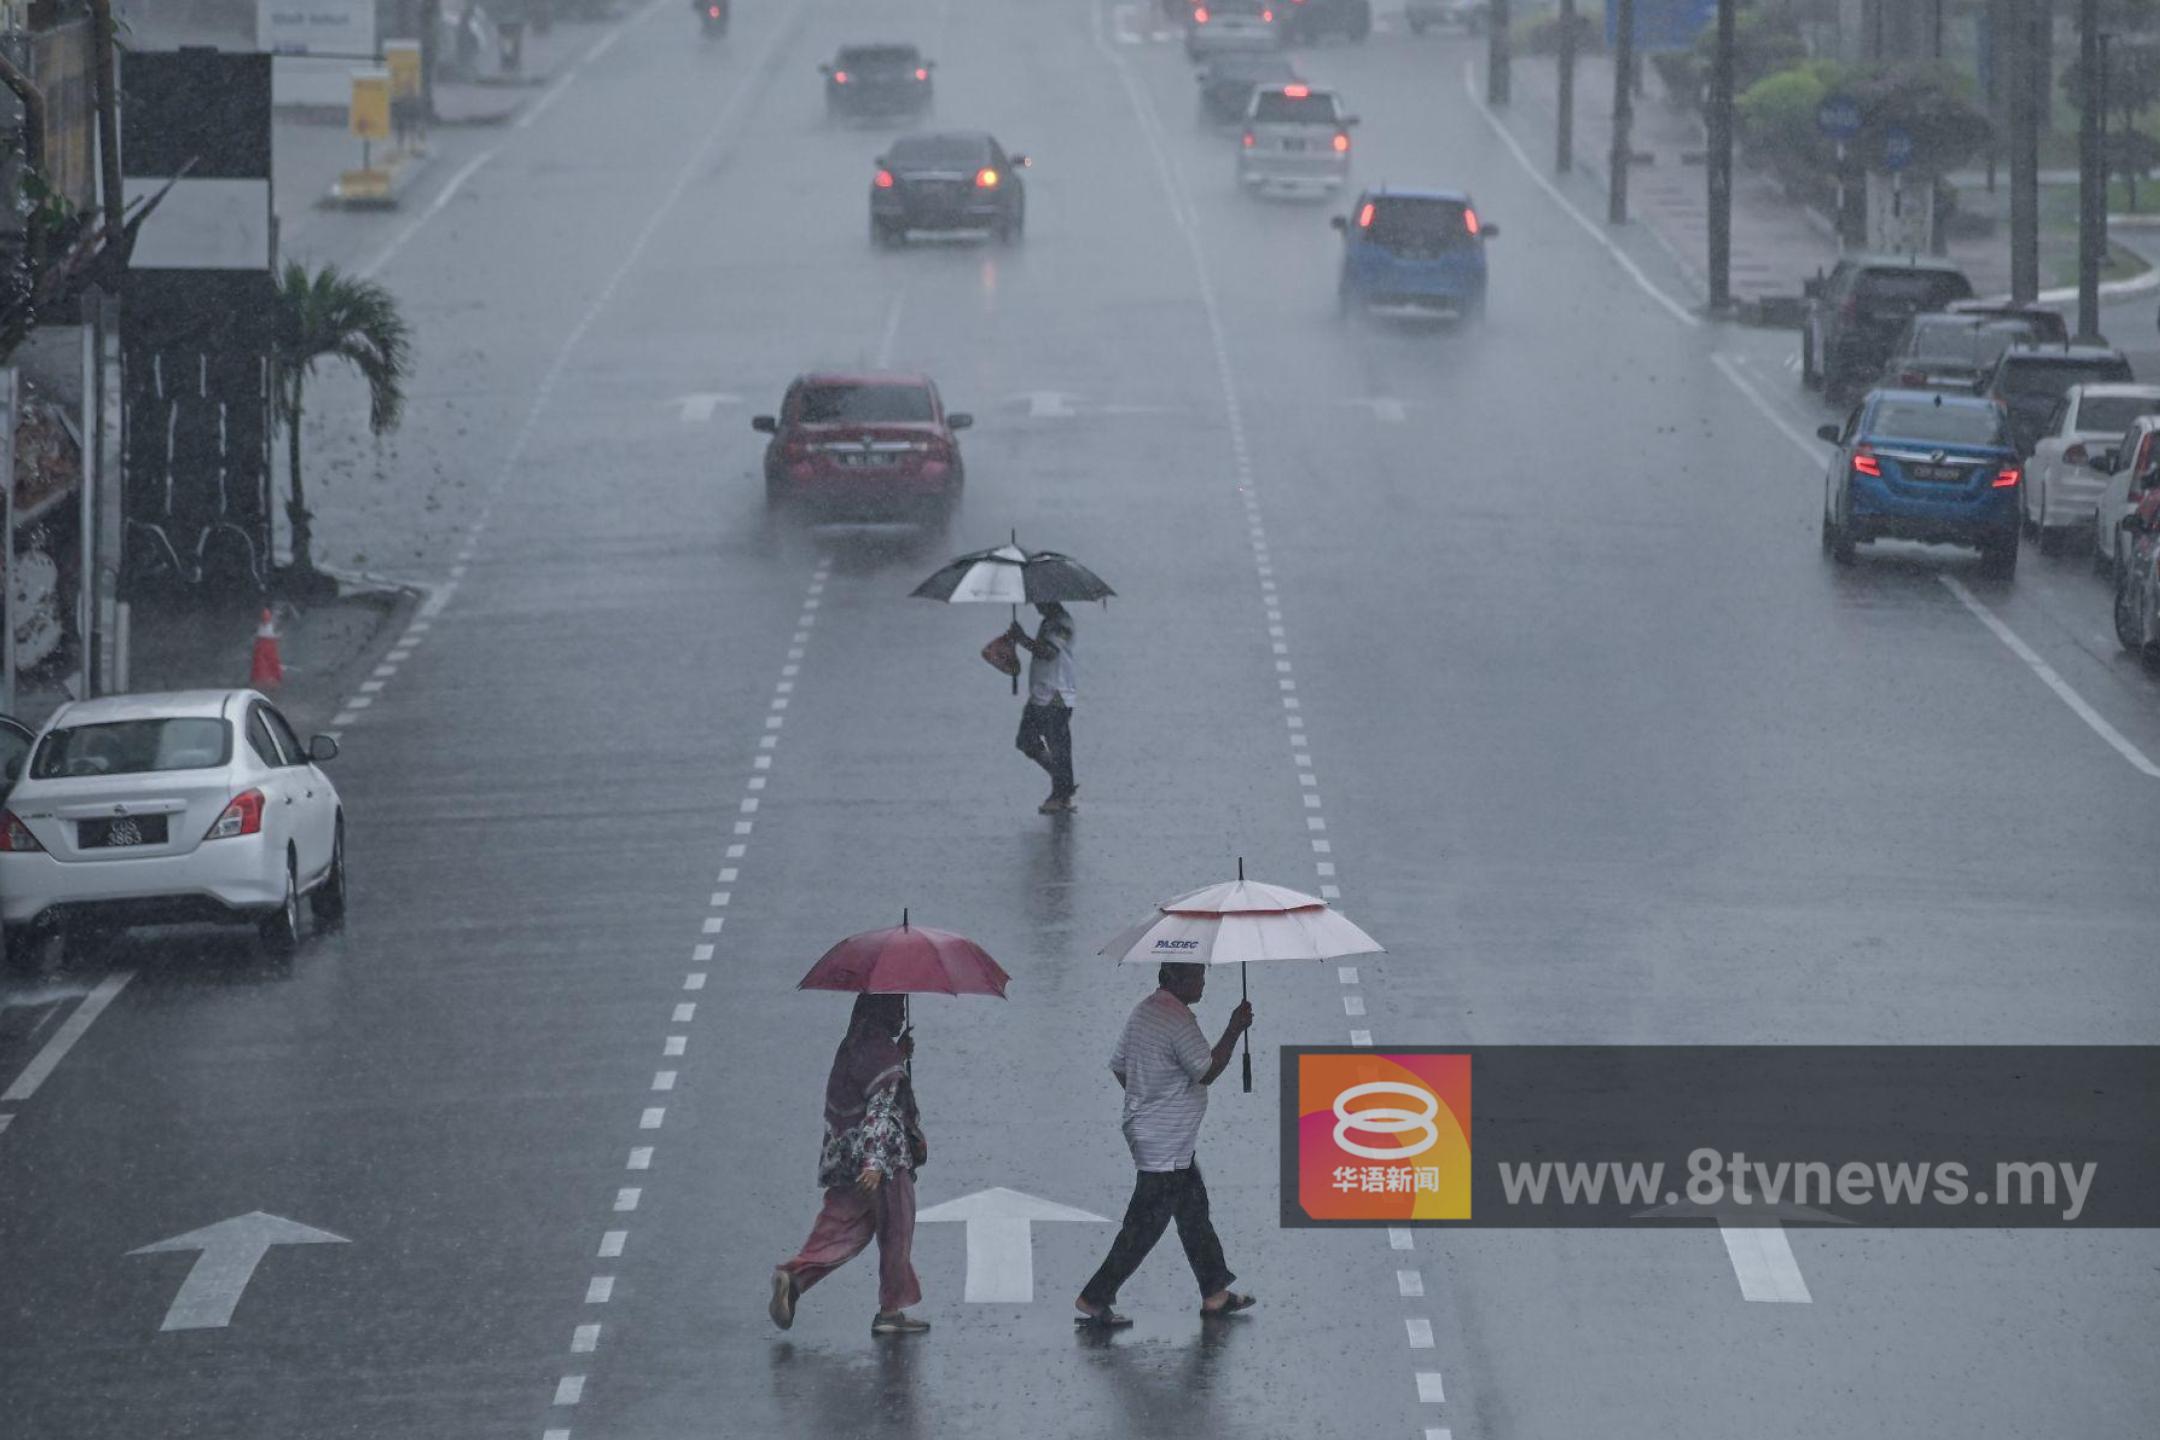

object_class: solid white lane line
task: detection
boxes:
[1,970,134,1103]
[1718,1223,1813,1304]
[358,148,498,281]
[1461,62,1699,328]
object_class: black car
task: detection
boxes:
[1802,255,1975,402]
[1982,342,2137,457]
[1879,314,2037,394]
[871,131,1028,247]
[1196,52,1300,125]
[820,44,934,120]
[1281,0,1371,42]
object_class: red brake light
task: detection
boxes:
[707,5,718,14]
[1193,6,1208,21]
[875,168,894,189]
[833,69,849,84]
[1332,132,1350,153]
[1993,467,2022,488]
[1283,84,1309,98]
[205,789,266,841]
[1357,201,1374,228]
[1463,207,1480,235]
[915,67,929,80]
[1241,131,1255,148]
[975,167,1000,188]
[0,810,43,853]
[1852,447,1881,477]
[1262,8,1273,19]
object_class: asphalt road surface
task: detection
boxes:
[4,4,2157,1439]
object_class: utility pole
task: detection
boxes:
[87,0,123,245]
[2008,0,2042,301]
[1707,0,1736,310]
[2077,0,2103,338]
[1557,0,1576,172]
[1610,0,1636,224]
[1488,0,1512,106]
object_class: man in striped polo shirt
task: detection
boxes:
[1074,963,1257,1327]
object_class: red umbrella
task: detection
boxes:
[797,910,1011,998]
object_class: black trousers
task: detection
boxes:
[1015,702,1075,796]
[1079,1159,1235,1306]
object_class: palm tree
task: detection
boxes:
[272,261,411,577]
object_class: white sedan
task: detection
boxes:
[2091,415,2160,576]
[0,689,346,963]
[2021,383,2160,554]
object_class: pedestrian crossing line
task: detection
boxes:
[537,554,829,1440]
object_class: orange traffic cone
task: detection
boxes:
[250,608,284,690]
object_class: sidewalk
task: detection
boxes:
[1495,50,2148,309]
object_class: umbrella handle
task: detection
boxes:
[1011,603,1020,696]
[1240,965,1252,1094]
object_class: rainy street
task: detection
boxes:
[3,4,2158,1439]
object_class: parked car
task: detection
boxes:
[1944,298,2071,345]
[820,43,934,120]
[870,131,1027,245]
[1280,0,1370,43]
[753,372,971,528]
[1404,0,1487,33]
[1237,84,1356,195]
[2091,414,2160,577]
[1878,314,2035,394]
[2112,482,2160,659]
[1333,187,1495,321]
[1195,52,1300,125]
[1818,389,2023,577]
[0,690,345,965]
[2019,383,2160,554]
[1802,256,1975,401]
[1185,0,1280,60]
[1980,342,2136,457]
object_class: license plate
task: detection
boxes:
[1911,464,1963,482]
[1283,138,1306,151]
[837,452,895,468]
[82,814,167,848]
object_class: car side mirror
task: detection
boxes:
[873,154,889,168]
[2096,449,2120,472]
[1342,115,1361,127]
[1009,154,1030,168]
[308,734,339,764]
[817,63,832,74]
[752,415,777,433]
[1816,424,1841,443]
[1330,214,1348,231]
[1803,276,1824,300]
[2123,513,2149,534]
[947,413,974,430]
[1480,221,1500,238]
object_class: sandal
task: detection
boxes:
[768,1270,796,1331]
[1201,1291,1257,1317]
[1074,1305,1134,1329]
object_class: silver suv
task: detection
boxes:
[1237,84,1356,195]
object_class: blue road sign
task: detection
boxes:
[1604,0,1716,54]
[1816,96,1862,141]
[1884,126,1914,173]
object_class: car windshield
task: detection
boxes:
[1868,401,2007,446]
[1250,92,1338,124]
[2000,358,2134,403]
[888,135,990,170]
[1954,305,2070,343]
[1363,198,1475,250]
[836,46,918,69]
[1856,269,1973,306]
[29,718,232,779]
[2074,395,2160,432]
[1900,319,2030,367]
[797,384,935,424]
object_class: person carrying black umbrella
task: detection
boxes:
[1008,602,1078,814]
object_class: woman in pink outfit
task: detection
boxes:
[769,994,930,1336]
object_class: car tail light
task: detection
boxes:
[915,67,929,80]
[1357,201,1374,227]
[2065,442,2089,464]
[975,167,999,188]
[0,810,42,853]
[1463,207,1479,235]
[1332,132,1350,153]
[1852,447,1881,477]
[1899,370,1926,386]
[1283,84,1309,98]
[1193,6,1208,21]
[1262,8,1273,19]
[205,789,265,841]
[833,69,849,84]
[1993,467,2022,488]
[1241,130,1255,148]
[875,168,894,189]
[706,5,719,14]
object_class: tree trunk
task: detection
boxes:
[286,382,315,574]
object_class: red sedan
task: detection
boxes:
[753,372,971,528]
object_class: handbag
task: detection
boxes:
[981,632,1021,678]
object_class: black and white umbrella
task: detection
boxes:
[911,536,1115,692]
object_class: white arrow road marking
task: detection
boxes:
[669,393,742,423]
[1717,1222,1812,1303]
[915,1186,1107,1302]
[1347,397,1408,423]
[129,1211,350,1331]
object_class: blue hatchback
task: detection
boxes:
[1332,188,1495,320]
[1819,389,2023,577]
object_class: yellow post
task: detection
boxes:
[350,69,391,173]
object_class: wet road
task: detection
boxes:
[4,4,2158,1439]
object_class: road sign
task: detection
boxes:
[915,1186,1106,1302]
[1884,126,1914,173]
[1816,96,1862,141]
[129,1211,350,1331]
[350,71,391,142]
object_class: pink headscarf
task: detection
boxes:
[824,994,908,1130]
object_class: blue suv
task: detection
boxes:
[1819,389,2022,577]
[1332,188,1495,321]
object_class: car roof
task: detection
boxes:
[1842,253,1970,275]
[835,42,920,57]
[44,689,249,729]
[1361,186,1473,204]
[1866,387,1999,411]
[890,130,993,148]
[2069,382,2160,397]
[1998,343,2130,363]
[793,371,934,389]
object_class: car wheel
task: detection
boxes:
[59,917,111,966]
[309,820,348,927]
[2114,566,2146,652]
[259,854,301,957]
[1978,530,2019,580]
[1824,505,1856,564]
[3,926,48,972]
[2095,530,2115,576]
